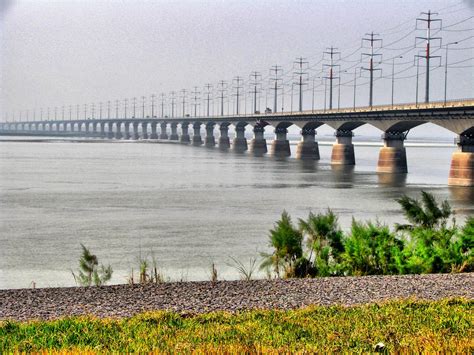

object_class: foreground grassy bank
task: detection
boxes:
[1,299,472,353]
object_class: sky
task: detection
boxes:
[1,0,473,136]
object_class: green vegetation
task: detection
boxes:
[1,299,472,352]
[72,244,113,286]
[261,191,473,278]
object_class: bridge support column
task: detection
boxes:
[205,124,216,147]
[92,122,98,136]
[170,123,179,140]
[377,132,407,173]
[232,126,248,152]
[192,123,203,146]
[449,134,474,186]
[84,123,90,136]
[180,123,191,143]
[219,125,230,150]
[270,127,290,157]
[331,130,355,165]
[56,123,60,132]
[115,122,123,139]
[141,122,148,139]
[132,122,139,140]
[100,122,106,138]
[159,122,168,139]
[124,122,131,140]
[107,122,114,139]
[296,128,320,160]
[250,125,267,155]
[150,122,158,139]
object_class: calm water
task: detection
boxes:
[1,137,473,289]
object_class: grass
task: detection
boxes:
[1,298,472,353]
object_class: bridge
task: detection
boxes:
[1,99,473,186]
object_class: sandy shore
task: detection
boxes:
[1,273,472,321]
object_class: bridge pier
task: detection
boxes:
[107,122,114,139]
[124,122,131,140]
[159,122,168,139]
[270,127,290,157]
[100,122,106,138]
[141,122,148,139]
[233,125,248,152]
[192,123,203,146]
[250,125,267,155]
[92,122,98,136]
[132,122,140,140]
[205,123,216,147]
[150,122,158,139]
[331,130,355,165]
[219,124,230,150]
[296,128,320,160]
[377,132,407,173]
[170,123,179,140]
[449,134,474,186]
[180,123,191,143]
[115,122,123,139]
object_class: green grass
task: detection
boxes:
[1,299,473,353]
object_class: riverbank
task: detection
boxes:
[1,273,472,321]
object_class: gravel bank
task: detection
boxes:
[1,273,472,321]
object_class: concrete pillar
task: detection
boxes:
[219,125,230,150]
[270,127,290,157]
[124,122,131,140]
[141,122,148,139]
[331,130,355,165]
[92,122,98,135]
[448,134,474,186]
[107,122,114,139]
[205,124,216,147]
[100,122,106,138]
[250,125,267,155]
[233,125,248,152]
[180,123,191,143]
[56,123,60,132]
[376,132,407,173]
[131,122,139,140]
[115,122,123,139]
[159,122,168,139]
[150,122,158,139]
[192,123,203,146]
[170,123,179,140]
[49,123,54,132]
[296,128,320,160]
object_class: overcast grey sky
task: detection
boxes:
[1,0,473,130]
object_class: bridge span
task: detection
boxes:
[1,100,473,186]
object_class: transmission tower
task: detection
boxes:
[150,94,155,117]
[323,47,340,110]
[233,76,244,115]
[203,84,212,117]
[361,32,382,107]
[141,96,146,118]
[416,10,442,103]
[249,71,262,113]
[270,65,283,113]
[180,89,187,116]
[160,93,166,117]
[191,86,200,117]
[293,57,309,112]
[217,81,227,116]
[170,91,177,118]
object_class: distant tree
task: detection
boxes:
[72,244,113,286]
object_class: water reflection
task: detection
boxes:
[331,165,355,187]
[377,173,407,188]
[449,186,474,205]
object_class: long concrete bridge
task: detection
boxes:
[1,99,473,186]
